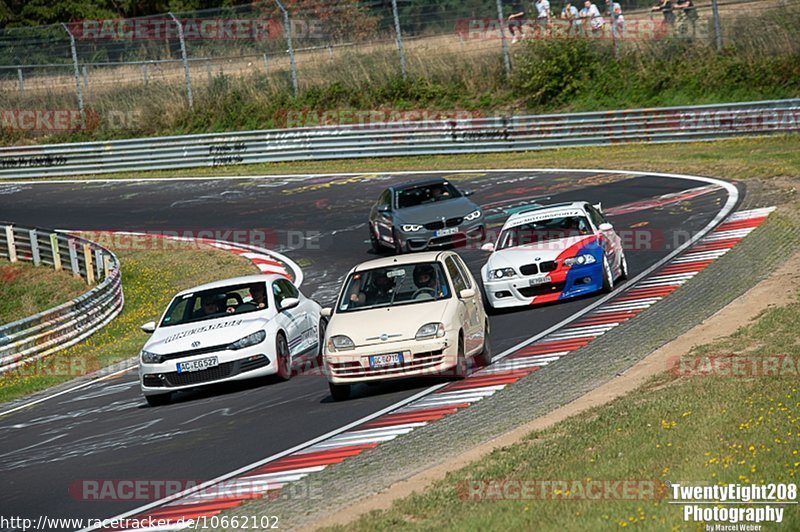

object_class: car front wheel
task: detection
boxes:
[145,393,171,407]
[329,382,351,401]
[276,333,292,381]
[601,255,614,293]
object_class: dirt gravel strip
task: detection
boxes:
[218,185,800,531]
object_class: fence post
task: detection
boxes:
[168,12,194,108]
[711,0,722,50]
[207,60,212,84]
[29,229,40,266]
[68,239,80,277]
[94,249,103,281]
[61,23,85,122]
[82,65,89,93]
[494,0,512,77]
[83,243,95,284]
[17,68,24,96]
[275,0,299,97]
[5,226,16,263]
[142,64,149,86]
[50,233,62,271]
[390,0,407,80]
[263,53,269,74]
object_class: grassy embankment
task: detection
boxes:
[0,260,88,324]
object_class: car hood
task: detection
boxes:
[395,197,479,224]
[144,314,269,354]
[328,300,449,347]
[486,235,597,270]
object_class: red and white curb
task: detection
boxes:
[90,205,775,531]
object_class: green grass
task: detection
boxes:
[0,235,256,403]
[0,260,88,324]
[328,288,800,531]
[55,135,800,183]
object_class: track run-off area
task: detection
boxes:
[0,170,755,529]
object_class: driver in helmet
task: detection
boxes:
[413,263,442,299]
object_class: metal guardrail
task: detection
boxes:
[0,98,798,179]
[0,224,124,374]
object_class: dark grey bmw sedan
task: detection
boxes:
[368,178,485,254]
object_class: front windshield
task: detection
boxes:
[337,262,451,313]
[160,282,268,327]
[497,215,592,250]
[395,182,461,209]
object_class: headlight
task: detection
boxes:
[328,335,355,352]
[563,254,597,267]
[489,267,517,280]
[416,322,446,340]
[464,209,482,221]
[229,330,267,350]
[401,224,423,232]
[140,350,162,364]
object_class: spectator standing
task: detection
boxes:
[675,0,698,37]
[652,0,676,27]
[508,0,527,43]
[582,1,605,34]
[561,1,580,36]
[534,0,551,38]
[605,0,624,36]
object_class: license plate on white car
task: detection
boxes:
[529,275,552,287]
[369,353,404,369]
[176,356,219,373]
[434,227,458,237]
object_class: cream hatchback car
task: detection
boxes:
[322,251,490,401]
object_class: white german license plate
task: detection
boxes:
[434,227,458,237]
[369,352,404,369]
[529,275,552,287]
[176,356,219,373]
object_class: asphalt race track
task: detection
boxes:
[0,170,735,529]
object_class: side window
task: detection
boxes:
[272,281,287,308]
[379,190,392,210]
[278,279,299,298]
[453,255,473,289]
[586,206,605,228]
[445,257,468,294]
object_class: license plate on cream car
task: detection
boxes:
[434,227,458,237]
[529,275,551,287]
[369,353,404,369]
[176,356,219,373]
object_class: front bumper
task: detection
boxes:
[139,345,275,395]
[484,262,604,309]
[398,223,485,252]
[325,333,458,384]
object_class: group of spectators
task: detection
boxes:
[507,0,698,41]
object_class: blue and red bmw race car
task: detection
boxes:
[480,202,628,309]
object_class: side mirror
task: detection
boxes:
[141,321,156,334]
[279,297,300,311]
[377,205,390,213]
[462,189,474,197]
[459,288,476,299]
[321,307,333,318]
[598,222,613,232]
[481,242,495,253]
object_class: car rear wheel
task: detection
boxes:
[619,252,629,280]
[145,393,171,407]
[477,321,492,367]
[370,229,381,253]
[329,382,351,401]
[276,333,292,381]
[601,255,614,293]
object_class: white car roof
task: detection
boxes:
[503,201,589,229]
[351,250,454,273]
[175,274,287,297]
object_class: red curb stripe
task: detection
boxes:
[572,310,642,327]
[442,368,539,391]
[244,444,378,475]
[714,217,768,232]
[360,405,469,428]
[514,338,592,357]
[658,261,714,275]
[615,286,677,301]
[689,239,741,253]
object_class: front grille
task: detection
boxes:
[158,343,230,362]
[142,375,164,387]
[445,216,463,227]
[424,221,445,230]
[520,263,539,276]
[163,361,236,387]
[540,261,558,273]
[519,282,566,297]
[423,217,463,231]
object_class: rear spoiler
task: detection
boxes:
[593,202,603,213]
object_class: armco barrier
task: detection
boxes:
[0,99,798,179]
[0,224,123,374]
